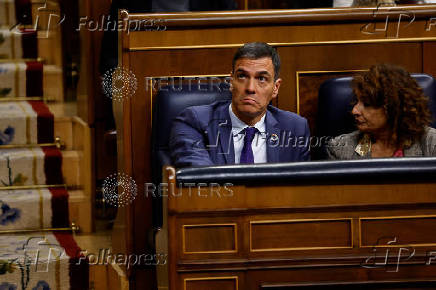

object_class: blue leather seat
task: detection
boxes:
[151,82,231,228]
[151,83,232,182]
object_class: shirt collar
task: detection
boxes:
[228,103,266,135]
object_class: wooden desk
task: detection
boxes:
[164,166,436,289]
[116,6,436,289]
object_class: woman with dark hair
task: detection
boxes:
[327,64,436,159]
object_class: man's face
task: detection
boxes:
[231,57,281,125]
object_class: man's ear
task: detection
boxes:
[272,78,282,99]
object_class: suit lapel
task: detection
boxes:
[214,103,235,164]
[265,110,281,163]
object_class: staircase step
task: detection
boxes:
[62,150,81,187]
[0,100,56,146]
[0,62,62,101]
[54,116,73,150]
[69,189,92,233]
[0,188,91,233]
[0,187,69,231]
[1,0,62,65]
[0,147,63,187]
[0,28,38,59]
[0,61,42,98]
[0,147,85,187]
[0,231,89,289]
[43,64,63,101]
[0,101,44,145]
[54,116,91,151]
[38,30,63,66]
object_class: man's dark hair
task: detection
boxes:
[232,42,281,80]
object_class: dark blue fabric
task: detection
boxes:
[152,84,231,181]
[169,101,310,167]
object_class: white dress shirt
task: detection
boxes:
[229,104,267,164]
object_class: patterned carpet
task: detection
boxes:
[0,1,89,288]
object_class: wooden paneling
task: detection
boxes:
[183,224,237,254]
[167,179,436,288]
[297,70,364,133]
[184,276,239,290]
[127,6,436,32]
[360,216,436,247]
[423,42,436,78]
[250,219,352,251]
[168,183,436,213]
[119,6,436,290]
[279,42,422,112]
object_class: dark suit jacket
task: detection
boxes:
[169,101,311,167]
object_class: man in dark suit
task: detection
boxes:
[169,42,310,167]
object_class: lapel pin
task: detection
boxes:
[270,134,279,142]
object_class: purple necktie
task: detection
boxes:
[240,127,258,164]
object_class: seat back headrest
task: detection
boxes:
[151,82,232,182]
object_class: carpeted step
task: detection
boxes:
[0,147,63,186]
[0,147,84,187]
[0,231,89,290]
[0,28,38,59]
[0,0,32,27]
[0,187,69,230]
[0,61,43,99]
[0,64,63,102]
[0,188,92,233]
[0,101,53,145]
